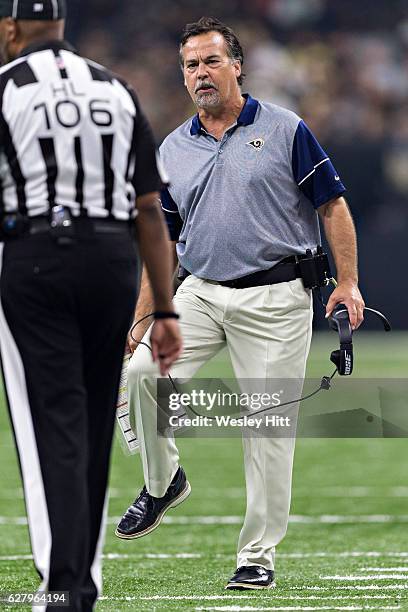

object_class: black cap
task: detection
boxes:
[0,0,66,20]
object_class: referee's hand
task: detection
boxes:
[150,319,183,376]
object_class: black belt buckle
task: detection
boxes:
[50,205,75,246]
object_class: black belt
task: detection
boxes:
[181,256,303,289]
[28,216,132,235]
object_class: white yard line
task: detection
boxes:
[2,514,408,526]
[282,553,408,559]
[1,552,408,562]
[0,486,408,500]
[361,568,408,572]
[321,575,408,581]
[193,606,401,611]
[105,552,201,559]
[293,487,408,498]
[0,553,202,561]
[99,604,402,612]
[3,485,408,500]
[0,554,33,561]
[290,586,408,591]
[117,514,408,525]
[288,516,408,525]
[0,517,27,525]
[140,595,400,601]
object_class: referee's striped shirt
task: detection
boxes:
[0,40,163,221]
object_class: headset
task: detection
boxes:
[328,306,391,376]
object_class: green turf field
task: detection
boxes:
[1,332,407,611]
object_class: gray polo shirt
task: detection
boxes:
[160,94,345,281]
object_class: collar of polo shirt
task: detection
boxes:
[190,93,259,136]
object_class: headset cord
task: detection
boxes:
[129,313,157,354]
[129,316,338,421]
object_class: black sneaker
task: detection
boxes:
[225,566,275,590]
[115,467,191,539]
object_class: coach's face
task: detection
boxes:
[182,32,242,111]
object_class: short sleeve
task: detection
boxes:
[292,120,346,208]
[160,188,183,241]
[127,88,167,196]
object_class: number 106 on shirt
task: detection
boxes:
[34,98,113,130]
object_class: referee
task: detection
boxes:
[0,1,182,610]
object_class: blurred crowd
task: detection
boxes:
[65,0,407,324]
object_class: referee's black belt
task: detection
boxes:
[28,216,132,235]
[181,256,303,289]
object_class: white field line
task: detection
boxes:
[0,554,33,561]
[3,485,408,501]
[283,553,408,559]
[0,553,202,561]
[277,550,408,559]
[287,516,408,525]
[105,552,200,559]
[140,595,401,601]
[361,568,408,572]
[1,552,408,562]
[290,586,408,591]
[321,575,408,581]
[110,514,408,525]
[99,604,402,612]
[107,486,408,499]
[293,487,408,498]
[193,606,401,611]
[3,515,408,526]
[3,486,408,500]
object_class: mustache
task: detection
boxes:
[195,81,218,93]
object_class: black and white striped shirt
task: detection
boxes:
[0,40,163,220]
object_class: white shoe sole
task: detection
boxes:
[225,580,276,590]
[115,481,191,540]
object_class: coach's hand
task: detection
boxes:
[325,280,365,330]
[150,319,183,376]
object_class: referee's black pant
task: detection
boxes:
[0,222,140,611]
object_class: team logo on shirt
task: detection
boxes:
[246,138,265,150]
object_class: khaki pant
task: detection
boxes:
[128,275,313,570]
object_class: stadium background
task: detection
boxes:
[1,1,408,610]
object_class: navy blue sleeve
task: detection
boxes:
[292,121,346,208]
[160,189,183,241]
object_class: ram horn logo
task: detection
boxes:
[246,138,265,150]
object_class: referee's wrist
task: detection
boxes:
[154,311,180,320]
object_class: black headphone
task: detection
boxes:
[327,307,391,375]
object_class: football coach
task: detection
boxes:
[0,0,182,610]
[116,17,365,590]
